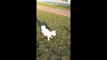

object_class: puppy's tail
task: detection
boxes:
[51,30,56,36]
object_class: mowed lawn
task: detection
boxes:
[37,2,70,10]
[37,9,70,60]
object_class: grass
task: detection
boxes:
[37,2,70,10]
[37,9,70,60]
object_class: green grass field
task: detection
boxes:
[37,9,70,60]
[37,2,70,10]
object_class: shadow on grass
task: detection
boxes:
[37,18,50,30]
[37,41,39,48]
[62,26,70,33]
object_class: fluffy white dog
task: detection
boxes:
[41,25,56,41]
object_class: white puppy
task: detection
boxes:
[41,25,56,41]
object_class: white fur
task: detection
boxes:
[41,25,56,41]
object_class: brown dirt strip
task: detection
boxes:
[37,5,70,17]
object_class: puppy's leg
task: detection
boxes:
[42,36,47,39]
[44,36,47,39]
[47,36,50,41]
[41,35,45,39]
[50,36,53,38]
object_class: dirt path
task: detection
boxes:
[37,5,70,17]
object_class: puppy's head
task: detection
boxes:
[51,30,56,36]
[41,25,46,29]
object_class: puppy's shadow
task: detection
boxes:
[62,26,70,33]
[42,21,50,30]
[37,18,50,30]
[36,41,39,48]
